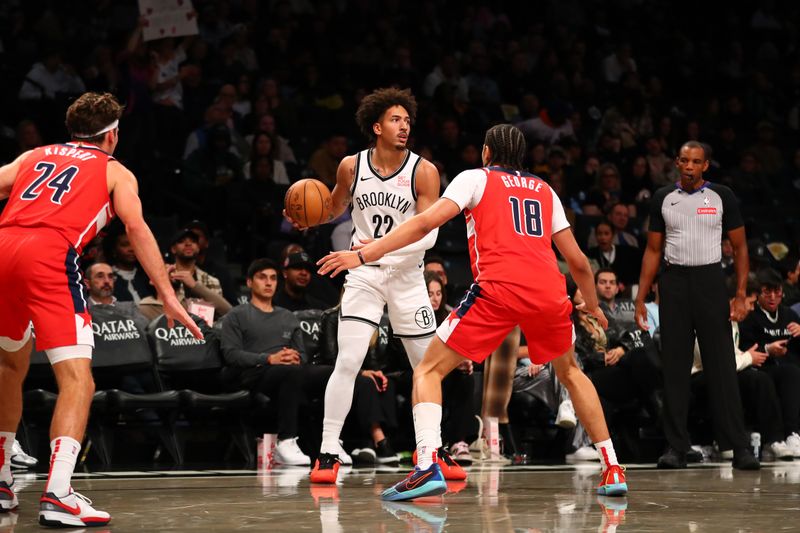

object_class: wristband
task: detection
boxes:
[357,250,366,265]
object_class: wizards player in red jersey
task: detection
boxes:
[0,92,202,527]
[318,124,627,501]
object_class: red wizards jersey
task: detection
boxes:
[0,143,115,253]
[441,166,570,297]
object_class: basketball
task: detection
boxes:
[284,178,332,228]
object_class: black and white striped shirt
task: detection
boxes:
[649,182,743,266]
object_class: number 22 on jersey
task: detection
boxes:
[21,162,79,205]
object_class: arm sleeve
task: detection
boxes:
[713,184,744,231]
[386,227,439,256]
[550,186,570,234]
[648,187,669,233]
[442,168,486,211]
[220,309,266,368]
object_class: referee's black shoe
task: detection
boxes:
[657,447,687,469]
[732,448,760,470]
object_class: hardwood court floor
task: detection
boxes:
[3,462,799,532]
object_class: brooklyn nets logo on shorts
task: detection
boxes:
[415,306,434,329]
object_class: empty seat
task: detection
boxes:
[86,306,182,466]
[149,314,254,465]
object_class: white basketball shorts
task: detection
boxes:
[339,262,436,338]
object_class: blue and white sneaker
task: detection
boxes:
[381,463,447,501]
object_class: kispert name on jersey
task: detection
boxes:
[350,148,422,265]
[0,143,114,253]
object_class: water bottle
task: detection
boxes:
[750,432,761,459]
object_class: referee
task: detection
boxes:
[634,141,759,470]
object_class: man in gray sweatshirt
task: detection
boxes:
[220,258,312,465]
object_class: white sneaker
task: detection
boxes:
[449,441,473,465]
[0,481,18,512]
[766,441,794,461]
[39,490,110,527]
[556,400,577,429]
[331,441,353,465]
[786,433,800,457]
[469,436,489,462]
[566,446,600,462]
[274,437,311,466]
[10,440,37,469]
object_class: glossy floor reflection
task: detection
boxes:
[3,462,800,532]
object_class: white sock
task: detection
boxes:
[594,438,618,470]
[46,437,80,497]
[413,403,442,469]
[320,320,374,454]
[0,432,14,485]
[320,418,345,455]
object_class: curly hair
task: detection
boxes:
[65,92,124,143]
[355,87,417,140]
[484,124,526,170]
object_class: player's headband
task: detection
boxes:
[72,119,119,139]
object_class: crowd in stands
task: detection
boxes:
[4,0,800,465]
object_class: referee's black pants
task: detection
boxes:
[660,263,748,452]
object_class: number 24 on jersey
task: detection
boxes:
[20,162,79,205]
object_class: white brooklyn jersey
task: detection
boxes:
[350,148,424,267]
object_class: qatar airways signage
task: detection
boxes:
[92,320,141,342]
[154,325,206,347]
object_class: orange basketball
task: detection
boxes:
[284,178,332,228]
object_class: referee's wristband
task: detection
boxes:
[357,250,366,265]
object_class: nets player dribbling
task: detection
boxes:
[319,124,628,500]
[0,92,202,526]
[284,88,469,483]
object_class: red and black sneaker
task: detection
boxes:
[39,490,110,527]
[412,447,468,481]
[310,453,341,484]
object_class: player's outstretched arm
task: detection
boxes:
[553,227,608,329]
[109,162,203,340]
[0,150,32,200]
[318,197,460,277]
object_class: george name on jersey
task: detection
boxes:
[500,174,543,192]
[44,146,98,161]
[354,191,411,214]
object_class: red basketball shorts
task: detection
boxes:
[436,281,574,364]
[0,228,93,351]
